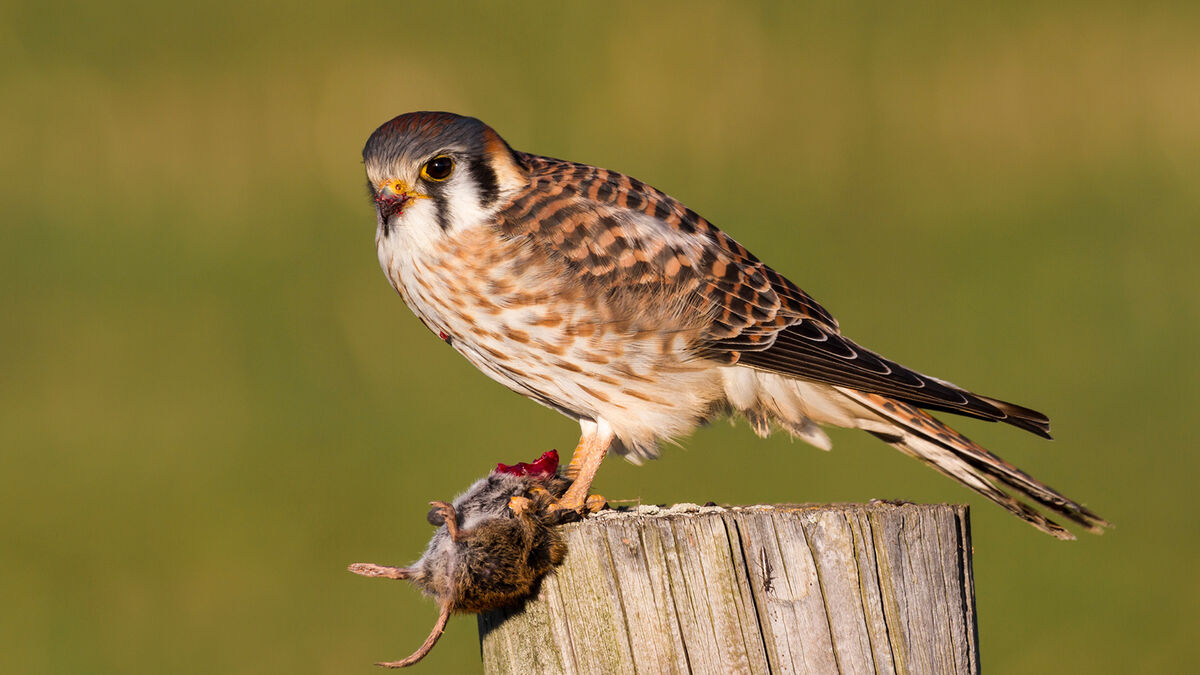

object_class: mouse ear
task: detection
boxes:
[426,505,446,526]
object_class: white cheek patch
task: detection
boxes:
[376,173,498,244]
[393,198,448,249]
[440,174,494,232]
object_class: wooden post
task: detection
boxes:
[478,502,978,674]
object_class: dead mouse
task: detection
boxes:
[349,449,602,668]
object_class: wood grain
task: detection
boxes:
[479,502,977,675]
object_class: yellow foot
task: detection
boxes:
[584,494,607,513]
[548,493,607,515]
[508,495,534,515]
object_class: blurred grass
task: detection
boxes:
[2,1,1198,672]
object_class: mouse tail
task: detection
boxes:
[347,563,412,579]
[377,601,452,668]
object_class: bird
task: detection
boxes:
[362,111,1108,539]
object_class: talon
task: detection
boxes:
[547,493,605,515]
[584,494,608,513]
[548,494,585,514]
[508,495,534,515]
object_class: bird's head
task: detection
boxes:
[363,112,529,239]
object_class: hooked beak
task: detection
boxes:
[375,182,414,222]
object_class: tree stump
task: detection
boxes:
[478,502,978,674]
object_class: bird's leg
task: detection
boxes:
[564,419,598,481]
[564,438,587,481]
[554,421,614,513]
[584,494,608,512]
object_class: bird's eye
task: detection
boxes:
[421,156,455,181]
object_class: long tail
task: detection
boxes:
[348,562,412,579]
[347,563,452,668]
[839,389,1110,539]
[377,601,452,669]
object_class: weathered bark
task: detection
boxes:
[479,502,978,674]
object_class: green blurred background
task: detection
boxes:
[3,1,1197,672]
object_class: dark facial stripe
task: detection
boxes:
[425,182,452,231]
[378,206,392,237]
[468,158,500,208]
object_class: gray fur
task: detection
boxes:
[408,473,529,595]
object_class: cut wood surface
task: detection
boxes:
[478,502,978,675]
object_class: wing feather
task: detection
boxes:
[499,153,1050,438]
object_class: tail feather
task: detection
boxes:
[717,366,1107,538]
[862,429,1075,539]
[840,389,1110,539]
[975,394,1053,439]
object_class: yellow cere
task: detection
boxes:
[381,179,429,200]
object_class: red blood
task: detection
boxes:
[524,449,559,477]
[438,331,449,341]
[495,449,559,477]
[374,192,411,219]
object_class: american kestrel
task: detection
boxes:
[363,111,1108,539]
